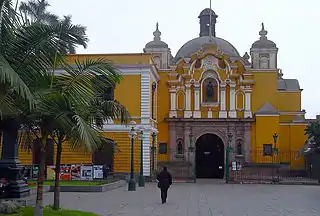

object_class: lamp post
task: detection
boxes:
[151,131,157,178]
[273,133,279,155]
[138,127,145,187]
[128,121,137,191]
[225,132,233,184]
[272,132,279,183]
[188,130,196,183]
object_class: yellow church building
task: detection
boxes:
[4,8,312,180]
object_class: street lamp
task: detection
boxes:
[138,126,145,187]
[225,132,233,184]
[272,132,279,183]
[128,121,137,191]
[273,133,279,154]
[151,131,157,177]
[188,130,196,183]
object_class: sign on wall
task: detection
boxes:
[93,165,104,179]
[60,164,71,181]
[71,164,81,180]
[46,165,55,180]
[80,165,93,180]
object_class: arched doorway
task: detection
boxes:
[196,133,224,178]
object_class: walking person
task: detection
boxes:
[157,167,172,204]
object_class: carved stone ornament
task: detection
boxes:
[202,71,218,80]
[203,55,218,71]
[184,57,191,64]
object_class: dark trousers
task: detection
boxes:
[160,187,169,203]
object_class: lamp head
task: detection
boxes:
[273,133,278,143]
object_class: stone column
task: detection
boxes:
[184,84,192,118]
[244,123,251,162]
[229,82,237,118]
[219,82,227,118]
[0,120,30,198]
[244,88,253,118]
[169,122,176,161]
[169,87,177,118]
[193,83,201,118]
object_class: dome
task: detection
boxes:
[174,36,240,62]
[251,23,277,49]
[145,40,168,49]
[145,23,168,49]
[199,8,218,18]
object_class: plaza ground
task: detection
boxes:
[31,181,320,216]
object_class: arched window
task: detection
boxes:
[236,139,243,155]
[176,139,184,155]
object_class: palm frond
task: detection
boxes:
[0,54,34,107]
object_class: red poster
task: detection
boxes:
[60,165,71,181]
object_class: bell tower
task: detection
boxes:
[199,8,218,37]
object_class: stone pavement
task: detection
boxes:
[37,182,320,216]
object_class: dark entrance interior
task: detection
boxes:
[196,133,224,178]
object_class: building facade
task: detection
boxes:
[0,8,312,179]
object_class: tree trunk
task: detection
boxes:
[34,136,47,216]
[53,141,62,210]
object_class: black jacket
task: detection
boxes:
[157,170,172,188]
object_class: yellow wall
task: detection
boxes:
[115,75,141,117]
[253,115,280,163]
[157,72,170,161]
[102,132,147,173]
[276,92,301,112]
[252,72,278,113]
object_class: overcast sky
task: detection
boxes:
[40,0,319,118]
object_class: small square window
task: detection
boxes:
[159,143,167,154]
[263,144,273,156]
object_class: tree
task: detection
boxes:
[19,0,59,25]
[19,0,88,54]
[305,122,320,149]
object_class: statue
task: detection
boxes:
[206,80,214,101]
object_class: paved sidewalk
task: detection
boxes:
[38,183,320,216]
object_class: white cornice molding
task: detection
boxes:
[255,114,279,117]
[277,90,302,93]
[248,68,279,73]
[279,123,308,126]
[279,111,306,115]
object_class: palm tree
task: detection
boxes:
[20,59,129,215]
[19,0,87,54]
[19,0,58,25]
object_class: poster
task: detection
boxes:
[71,164,81,180]
[60,165,71,181]
[32,165,39,179]
[80,165,93,180]
[46,165,55,180]
[93,165,104,179]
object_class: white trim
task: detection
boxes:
[277,90,302,93]
[279,123,308,126]
[140,73,151,125]
[229,83,236,118]
[194,84,200,112]
[279,111,306,115]
[185,84,191,111]
[255,114,279,117]
[101,124,158,133]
